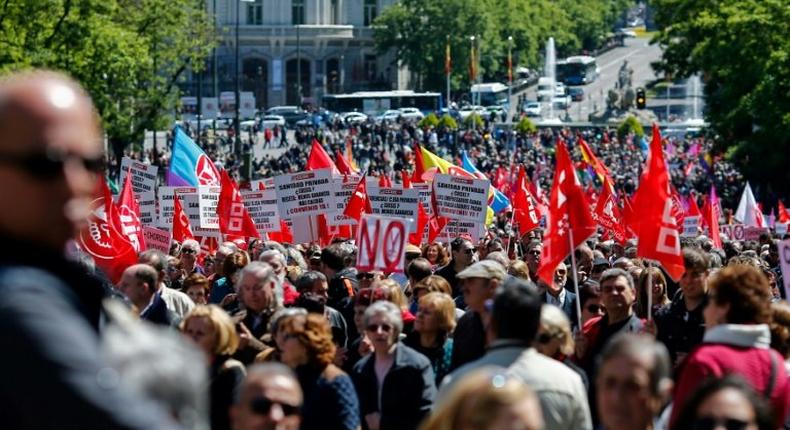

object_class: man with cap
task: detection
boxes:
[449,260,507,371]
[590,257,610,283]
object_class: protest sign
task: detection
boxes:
[242,189,282,233]
[158,186,197,229]
[274,169,335,219]
[356,215,412,273]
[433,174,489,224]
[251,177,276,191]
[743,226,769,241]
[681,216,700,237]
[328,177,360,226]
[120,157,159,195]
[368,185,419,232]
[137,191,156,226]
[777,223,788,237]
[143,226,171,253]
[780,240,790,303]
[413,183,433,216]
[291,215,321,244]
[433,219,484,243]
[198,186,221,229]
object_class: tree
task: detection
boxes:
[651,0,790,199]
[0,0,215,165]
[515,117,537,135]
[439,114,458,130]
[617,116,644,140]
[418,112,440,128]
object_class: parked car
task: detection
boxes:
[537,77,555,101]
[260,115,286,129]
[485,105,507,121]
[398,107,425,121]
[523,101,542,117]
[376,110,402,123]
[552,95,571,110]
[341,111,368,125]
[554,82,567,97]
[265,106,307,126]
[568,87,584,102]
[458,105,485,120]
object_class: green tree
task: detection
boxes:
[418,112,440,128]
[439,114,458,130]
[0,0,214,163]
[515,116,537,135]
[617,115,644,140]
[651,0,790,198]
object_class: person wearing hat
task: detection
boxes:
[388,243,424,290]
[590,257,611,283]
[449,260,508,371]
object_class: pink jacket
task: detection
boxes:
[671,324,790,428]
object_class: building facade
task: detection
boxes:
[185,0,406,109]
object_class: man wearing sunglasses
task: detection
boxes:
[435,237,475,298]
[0,71,183,428]
[231,363,303,430]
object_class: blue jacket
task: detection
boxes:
[352,343,436,430]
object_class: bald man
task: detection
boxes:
[0,71,183,429]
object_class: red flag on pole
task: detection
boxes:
[512,165,540,235]
[172,194,194,243]
[344,175,372,222]
[118,167,146,252]
[412,144,427,183]
[632,124,684,281]
[686,194,702,217]
[307,139,340,174]
[378,173,392,188]
[593,179,626,243]
[268,220,293,244]
[779,200,790,224]
[335,150,357,175]
[701,187,723,249]
[537,141,597,286]
[401,170,412,189]
[217,170,260,239]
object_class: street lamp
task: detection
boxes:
[296,23,301,106]
[469,35,475,106]
[235,0,254,157]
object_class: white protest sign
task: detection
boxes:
[368,185,420,232]
[158,186,197,229]
[137,191,156,226]
[183,193,222,237]
[242,189,282,233]
[414,182,433,216]
[120,157,159,196]
[780,240,790,303]
[433,174,489,224]
[143,226,171,253]
[274,169,335,219]
[328,177,360,227]
[198,186,221,229]
[251,177,276,191]
[777,223,788,237]
[681,216,700,237]
[356,215,412,273]
[291,215,321,244]
[434,219,484,243]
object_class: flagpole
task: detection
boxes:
[446,35,451,110]
[647,264,653,321]
[509,209,518,259]
[567,226,583,330]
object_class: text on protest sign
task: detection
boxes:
[137,191,156,226]
[274,169,335,219]
[120,157,159,195]
[681,216,700,237]
[368,185,420,233]
[355,215,412,273]
[433,174,490,224]
[143,226,171,253]
[158,186,197,229]
[413,183,433,216]
[328,176,361,227]
[198,186,221,229]
[434,219,484,244]
[242,189,282,233]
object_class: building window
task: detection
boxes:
[363,54,377,81]
[247,0,263,25]
[292,0,305,25]
[330,0,339,25]
[364,0,377,26]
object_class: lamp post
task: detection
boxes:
[235,0,254,157]
[469,35,475,106]
[507,35,513,119]
[296,22,301,106]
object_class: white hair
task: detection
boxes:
[181,239,200,253]
[239,261,284,308]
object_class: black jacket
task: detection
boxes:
[541,290,579,329]
[352,343,436,430]
[654,292,707,364]
[449,310,486,371]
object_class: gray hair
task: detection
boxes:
[284,246,307,270]
[485,251,511,270]
[597,333,672,397]
[239,261,283,308]
[259,249,286,267]
[295,271,327,293]
[363,301,403,338]
[139,249,168,273]
[540,304,574,356]
[599,268,634,290]
[269,307,309,334]
[181,239,200,253]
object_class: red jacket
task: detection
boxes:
[670,324,790,428]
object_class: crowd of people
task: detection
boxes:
[4,69,790,430]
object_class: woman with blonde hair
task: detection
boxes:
[635,266,669,319]
[535,304,589,390]
[420,367,544,430]
[422,241,450,269]
[279,313,360,430]
[180,305,244,430]
[404,292,456,385]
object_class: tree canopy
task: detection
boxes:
[651,0,790,199]
[0,0,214,161]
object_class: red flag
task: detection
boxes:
[428,215,449,244]
[410,202,429,246]
[412,144,426,183]
[632,124,684,281]
[621,194,637,239]
[537,141,597,286]
[217,170,260,239]
[401,170,412,189]
[578,135,614,187]
[701,187,722,249]
[686,194,702,217]
[344,176,372,222]
[307,140,340,174]
[335,150,356,175]
[378,173,392,188]
[117,167,146,252]
[172,194,194,243]
[779,200,790,224]
[593,179,626,243]
[530,169,548,217]
[268,220,293,243]
[512,165,540,235]
[316,214,335,247]
[78,176,138,283]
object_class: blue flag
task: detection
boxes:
[166,126,221,186]
[461,151,511,214]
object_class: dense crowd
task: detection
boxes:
[4,69,790,430]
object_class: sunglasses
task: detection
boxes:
[249,395,300,417]
[586,304,605,313]
[0,149,104,181]
[358,272,376,280]
[366,323,393,333]
[461,248,474,255]
[181,249,197,255]
[692,417,750,430]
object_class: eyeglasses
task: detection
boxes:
[692,417,751,430]
[249,395,301,417]
[358,272,375,280]
[366,323,393,333]
[462,248,474,255]
[0,149,104,181]
[586,304,606,313]
[181,249,197,255]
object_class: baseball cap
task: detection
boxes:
[593,257,610,267]
[457,260,507,281]
[406,244,422,258]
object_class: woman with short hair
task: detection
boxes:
[404,292,456,385]
[180,305,244,430]
[279,313,360,430]
[352,301,436,430]
[672,375,774,430]
[182,273,210,305]
[535,304,588,390]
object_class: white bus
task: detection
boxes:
[556,56,599,85]
[471,82,510,108]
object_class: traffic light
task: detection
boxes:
[636,87,646,109]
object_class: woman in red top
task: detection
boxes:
[671,264,790,429]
